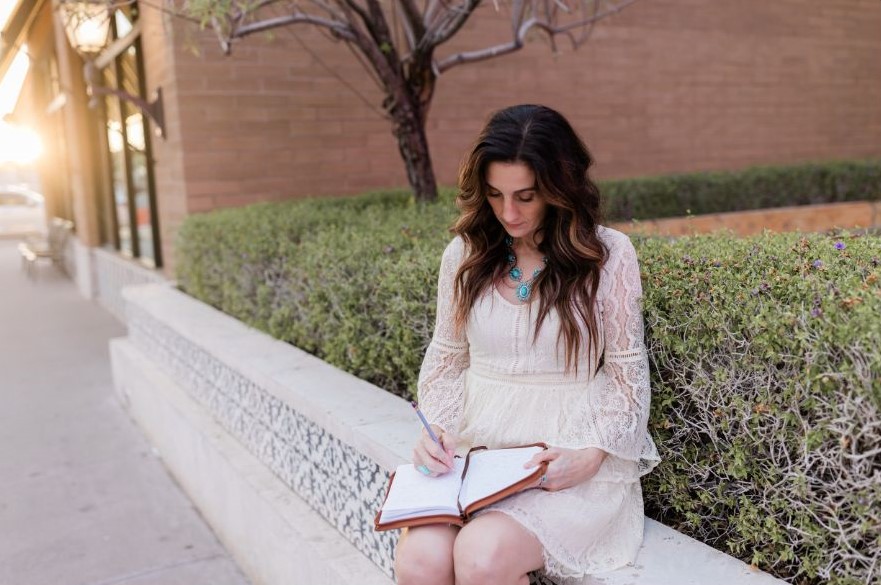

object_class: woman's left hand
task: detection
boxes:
[523,446,608,492]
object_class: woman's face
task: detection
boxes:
[485,161,548,244]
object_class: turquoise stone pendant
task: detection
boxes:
[504,236,548,304]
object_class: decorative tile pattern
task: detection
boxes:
[126,301,559,584]
[94,249,166,323]
[127,303,398,575]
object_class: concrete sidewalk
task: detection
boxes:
[0,241,251,585]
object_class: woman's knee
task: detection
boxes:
[394,526,456,585]
[452,529,509,585]
[452,513,544,585]
[453,552,507,585]
[395,544,453,585]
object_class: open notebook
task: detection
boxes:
[374,443,548,531]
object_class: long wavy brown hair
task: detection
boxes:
[452,104,608,374]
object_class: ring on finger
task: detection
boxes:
[539,474,547,486]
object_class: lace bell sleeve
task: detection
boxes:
[416,237,470,435]
[593,231,660,474]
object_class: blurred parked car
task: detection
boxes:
[0,186,46,236]
[0,187,44,206]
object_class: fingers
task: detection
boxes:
[524,454,544,469]
[439,430,457,456]
[524,447,558,469]
[429,425,457,460]
[415,453,449,476]
[424,427,454,466]
[532,458,556,491]
[532,462,552,490]
[413,437,453,476]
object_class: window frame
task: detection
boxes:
[98,3,162,268]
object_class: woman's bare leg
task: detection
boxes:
[453,512,544,585]
[394,524,460,585]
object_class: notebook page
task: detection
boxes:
[459,446,544,510]
[379,458,466,523]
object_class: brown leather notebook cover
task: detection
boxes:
[374,442,548,532]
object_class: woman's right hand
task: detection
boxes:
[412,424,457,477]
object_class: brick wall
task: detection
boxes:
[139,4,189,274]
[137,0,881,275]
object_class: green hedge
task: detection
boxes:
[176,191,455,395]
[638,232,880,585]
[601,159,881,221]
[176,192,880,585]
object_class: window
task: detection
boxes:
[100,4,161,267]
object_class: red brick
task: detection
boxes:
[127,0,881,271]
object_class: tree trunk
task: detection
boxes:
[391,104,438,203]
[385,45,438,204]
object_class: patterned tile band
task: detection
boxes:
[94,248,166,322]
[126,302,555,585]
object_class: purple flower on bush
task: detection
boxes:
[812,259,823,269]
[834,241,846,250]
[811,307,823,318]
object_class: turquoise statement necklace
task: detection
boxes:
[505,235,548,303]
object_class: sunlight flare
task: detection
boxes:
[0,123,43,164]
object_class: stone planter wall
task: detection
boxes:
[110,281,788,585]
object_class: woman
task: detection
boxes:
[394,104,660,585]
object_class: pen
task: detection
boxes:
[411,400,445,444]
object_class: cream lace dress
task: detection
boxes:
[417,225,660,584]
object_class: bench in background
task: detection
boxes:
[18,218,74,278]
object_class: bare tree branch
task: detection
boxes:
[231,11,356,40]
[336,0,375,36]
[306,0,350,22]
[509,0,526,37]
[279,24,391,120]
[165,0,642,201]
[424,0,478,44]
[138,0,205,24]
[395,0,428,44]
[422,0,470,36]
[435,0,638,73]
[327,0,400,88]
[210,15,232,53]
[394,4,418,56]
[551,0,638,39]
[435,15,543,72]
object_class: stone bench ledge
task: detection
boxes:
[119,281,788,585]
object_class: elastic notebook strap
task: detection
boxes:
[458,446,489,520]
